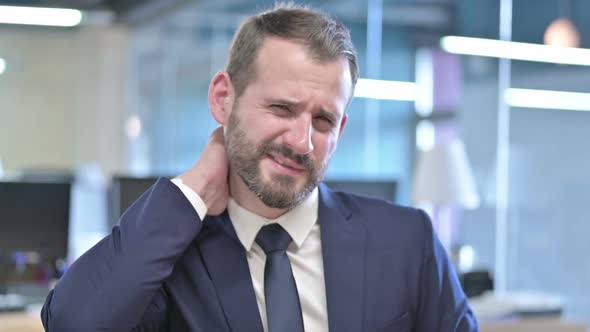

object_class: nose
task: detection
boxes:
[284,114,314,155]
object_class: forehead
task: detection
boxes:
[248,36,353,109]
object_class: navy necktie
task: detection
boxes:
[255,224,304,332]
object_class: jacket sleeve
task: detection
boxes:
[415,210,480,332]
[41,178,203,332]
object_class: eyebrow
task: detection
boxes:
[265,98,340,123]
[266,98,300,108]
[316,108,338,123]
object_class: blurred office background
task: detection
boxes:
[1,0,590,329]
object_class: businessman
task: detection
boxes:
[42,3,478,331]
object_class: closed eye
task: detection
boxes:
[271,104,289,110]
[270,104,294,116]
[314,115,336,132]
[316,115,333,124]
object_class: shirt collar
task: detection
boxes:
[228,188,319,251]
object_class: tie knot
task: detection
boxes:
[255,224,292,254]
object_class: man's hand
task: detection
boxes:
[177,127,229,215]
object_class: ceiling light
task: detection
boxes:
[354,78,417,101]
[505,88,590,112]
[0,58,5,75]
[544,17,580,48]
[0,5,82,27]
[441,36,590,66]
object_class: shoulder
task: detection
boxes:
[332,192,431,233]
[330,190,428,225]
[330,190,433,247]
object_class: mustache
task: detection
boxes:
[261,143,314,171]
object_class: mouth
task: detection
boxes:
[266,153,307,175]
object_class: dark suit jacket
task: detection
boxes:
[41,178,478,331]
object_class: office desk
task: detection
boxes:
[0,312,43,332]
[481,317,588,332]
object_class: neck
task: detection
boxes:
[228,171,289,219]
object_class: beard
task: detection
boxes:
[225,108,329,210]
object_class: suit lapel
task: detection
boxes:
[198,212,264,332]
[319,184,368,332]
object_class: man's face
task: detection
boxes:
[225,37,352,210]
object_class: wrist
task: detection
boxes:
[178,172,217,211]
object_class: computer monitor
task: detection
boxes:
[0,181,71,259]
[109,176,161,222]
[323,179,397,202]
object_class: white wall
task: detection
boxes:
[0,25,128,175]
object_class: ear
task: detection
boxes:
[337,112,348,140]
[208,71,235,125]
